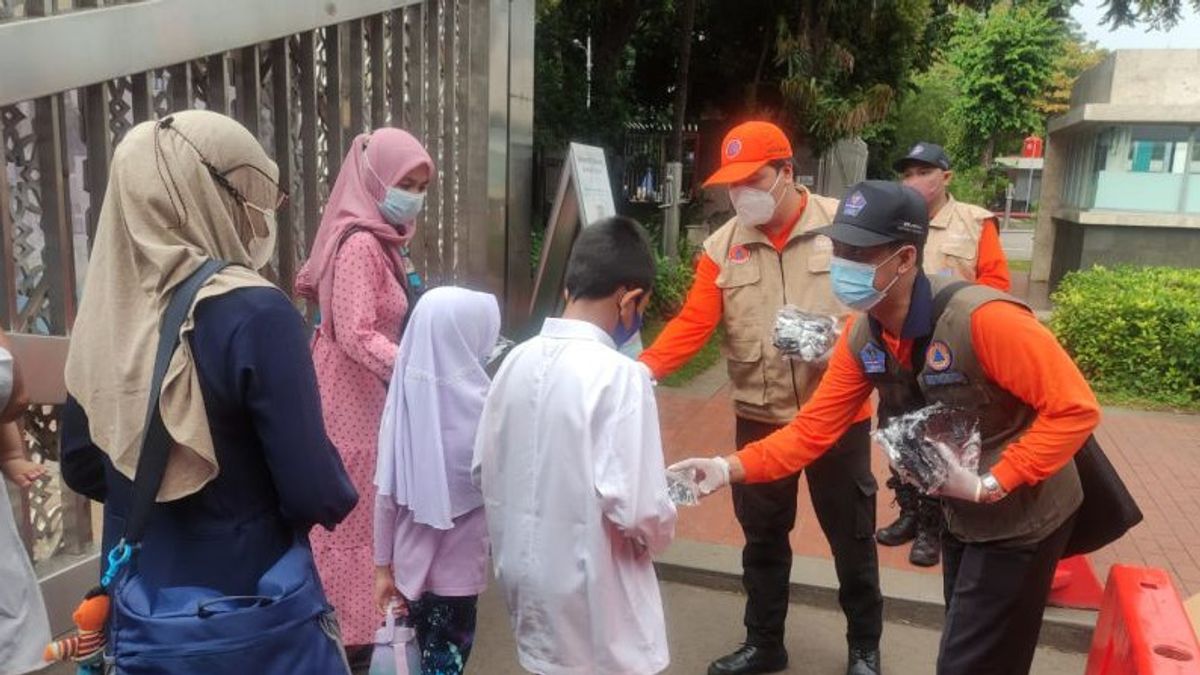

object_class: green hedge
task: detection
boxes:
[1050,266,1200,408]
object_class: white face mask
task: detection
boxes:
[729,169,785,227]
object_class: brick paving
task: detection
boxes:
[656,375,1200,598]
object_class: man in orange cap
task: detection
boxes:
[639,121,882,675]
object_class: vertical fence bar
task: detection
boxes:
[206,53,232,116]
[33,95,76,333]
[347,19,366,143]
[407,4,426,143]
[441,0,457,280]
[423,0,442,283]
[297,30,320,269]
[236,46,262,138]
[465,0,496,293]
[167,63,192,113]
[0,112,17,329]
[324,24,344,182]
[270,37,294,289]
[130,71,155,123]
[388,10,405,127]
[368,14,386,130]
[80,83,111,245]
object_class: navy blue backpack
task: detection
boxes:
[97,260,352,674]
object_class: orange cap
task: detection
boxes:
[703,121,793,187]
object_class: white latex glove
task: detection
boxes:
[930,441,983,502]
[667,457,730,497]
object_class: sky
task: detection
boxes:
[1070,0,1200,49]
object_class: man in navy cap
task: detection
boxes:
[880,142,1012,567]
[671,180,1098,675]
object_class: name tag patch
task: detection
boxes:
[860,343,886,373]
[922,371,969,386]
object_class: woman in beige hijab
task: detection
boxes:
[60,110,357,669]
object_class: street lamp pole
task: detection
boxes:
[572,35,592,110]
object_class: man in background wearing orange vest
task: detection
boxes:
[640,122,883,675]
[875,142,1012,567]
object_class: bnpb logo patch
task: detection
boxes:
[728,244,750,265]
[843,190,867,217]
[925,340,953,372]
[725,138,743,159]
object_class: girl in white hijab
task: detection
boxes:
[373,286,500,674]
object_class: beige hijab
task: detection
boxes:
[65,110,282,500]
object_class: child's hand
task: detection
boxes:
[374,565,407,617]
[1,457,47,488]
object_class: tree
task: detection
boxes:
[1097,0,1200,29]
[1033,32,1106,120]
[945,2,1065,167]
[668,0,698,163]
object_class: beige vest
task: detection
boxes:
[924,196,993,282]
[847,277,1082,544]
[702,186,845,424]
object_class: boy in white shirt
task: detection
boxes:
[473,216,678,675]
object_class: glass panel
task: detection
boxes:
[1090,125,1190,213]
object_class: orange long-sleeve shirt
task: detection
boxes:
[736,298,1100,492]
[975,217,1011,292]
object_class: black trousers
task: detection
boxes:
[731,417,882,650]
[938,513,1076,675]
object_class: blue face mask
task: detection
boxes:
[378,187,424,226]
[612,301,645,346]
[830,247,907,311]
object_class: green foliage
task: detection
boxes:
[948,164,1008,209]
[945,2,1066,166]
[641,317,724,388]
[1050,266,1200,408]
[1098,0,1200,30]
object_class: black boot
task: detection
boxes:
[875,476,918,546]
[847,646,882,675]
[908,498,942,567]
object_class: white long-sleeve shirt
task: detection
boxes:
[472,318,677,675]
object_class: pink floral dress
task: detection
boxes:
[309,230,408,645]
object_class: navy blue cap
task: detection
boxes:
[893,141,951,172]
[814,181,929,248]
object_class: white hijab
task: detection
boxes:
[375,286,500,529]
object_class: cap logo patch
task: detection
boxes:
[725,138,743,159]
[912,144,925,155]
[896,220,924,235]
[728,244,751,265]
[926,340,953,372]
[843,190,867,217]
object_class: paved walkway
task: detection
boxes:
[656,369,1200,599]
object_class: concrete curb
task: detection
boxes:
[655,539,1096,654]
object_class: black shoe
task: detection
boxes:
[875,511,917,546]
[908,500,943,567]
[707,643,789,675]
[847,646,882,675]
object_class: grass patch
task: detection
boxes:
[641,317,723,388]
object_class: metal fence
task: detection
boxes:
[1,0,532,630]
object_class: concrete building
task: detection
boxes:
[1031,50,1200,287]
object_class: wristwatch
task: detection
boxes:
[979,473,1008,503]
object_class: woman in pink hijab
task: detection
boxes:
[295,128,434,658]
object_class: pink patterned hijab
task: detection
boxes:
[295,128,434,318]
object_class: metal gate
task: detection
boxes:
[0,0,532,632]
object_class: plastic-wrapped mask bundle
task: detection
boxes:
[665,468,701,506]
[772,306,839,363]
[485,335,516,368]
[874,403,981,494]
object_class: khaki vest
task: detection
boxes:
[847,277,1081,544]
[924,196,993,282]
[702,186,845,424]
